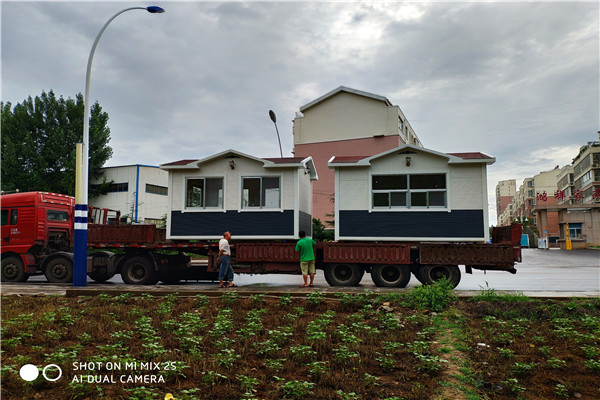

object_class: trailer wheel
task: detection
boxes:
[421,265,461,288]
[324,263,364,286]
[88,268,115,284]
[121,256,157,285]
[1,256,29,282]
[371,264,411,288]
[45,257,73,283]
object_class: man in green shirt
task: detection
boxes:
[295,230,316,287]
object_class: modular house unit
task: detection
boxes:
[329,144,495,242]
[161,150,317,240]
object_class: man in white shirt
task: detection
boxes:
[218,231,235,287]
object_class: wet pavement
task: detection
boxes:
[1,248,598,298]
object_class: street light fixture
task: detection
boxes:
[73,6,165,287]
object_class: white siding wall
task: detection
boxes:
[170,158,297,212]
[336,152,486,211]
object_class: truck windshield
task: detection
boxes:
[47,210,69,222]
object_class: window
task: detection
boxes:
[186,178,223,209]
[106,182,128,192]
[568,223,582,239]
[372,174,446,209]
[47,210,69,221]
[242,177,280,209]
[1,210,8,226]
[398,118,403,131]
[10,209,18,225]
[146,184,168,196]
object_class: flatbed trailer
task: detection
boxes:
[87,223,522,288]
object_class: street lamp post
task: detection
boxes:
[73,6,165,287]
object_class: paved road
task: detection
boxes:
[1,248,598,297]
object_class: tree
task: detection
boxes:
[1,90,113,196]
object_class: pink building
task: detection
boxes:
[292,87,422,225]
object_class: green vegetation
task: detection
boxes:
[1,285,599,399]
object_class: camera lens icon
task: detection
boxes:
[19,364,62,382]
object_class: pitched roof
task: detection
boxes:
[328,145,495,167]
[299,86,392,112]
[447,152,494,160]
[160,159,198,167]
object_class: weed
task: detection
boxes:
[583,359,600,372]
[280,380,315,399]
[501,378,526,394]
[289,344,317,361]
[337,390,362,400]
[554,383,569,398]
[202,370,228,386]
[408,277,457,312]
[307,361,329,378]
[581,345,600,359]
[546,357,567,369]
[279,293,292,306]
[264,358,286,371]
[363,372,381,387]
[306,291,325,307]
[237,374,259,395]
[511,362,536,376]
[221,291,240,305]
[218,349,241,368]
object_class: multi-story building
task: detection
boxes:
[293,86,422,224]
[495,179,516,225]
[533,136,600,249]
[90,165,169,225]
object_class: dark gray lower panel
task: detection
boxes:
[299,211,312,236]
[170,210,294,237]
[339,210,485,238]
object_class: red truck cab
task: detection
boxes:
[1,192,74,282]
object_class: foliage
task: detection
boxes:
[1,90,112,195]
[407,277,457,312]
[312,218,334,241]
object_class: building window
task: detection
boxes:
[146,184,168,196]
[568,223,582,239]
[372,174,446,209]
[108,182,128,192]
[185,178,223,209]
[242,177,280,209]
[398,118,403,131]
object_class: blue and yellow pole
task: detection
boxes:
[74,143,88,286]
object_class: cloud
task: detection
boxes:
[2,1,598,226]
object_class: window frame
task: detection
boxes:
[184,176,224,211]
[371,173,448,210]
[240,175,282,211]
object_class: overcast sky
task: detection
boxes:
[2,1,598,224]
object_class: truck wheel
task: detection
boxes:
[421,265,461,288]
[121,256,157,285]
[45,257,73,283]
[1,256,29,282]
[324,263,364,286]
[371,264,411,288]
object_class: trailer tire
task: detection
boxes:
[324,263,364,286]
[371,264,411,288]
[1,256,29,282]
[421,265,461,288]
[88,268,114,284]
[45,256,73,283]
[121,256,157,285]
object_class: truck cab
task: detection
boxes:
[1,192,74,282]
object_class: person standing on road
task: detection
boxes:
[295,231,316,287]
[218,231,236,288]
